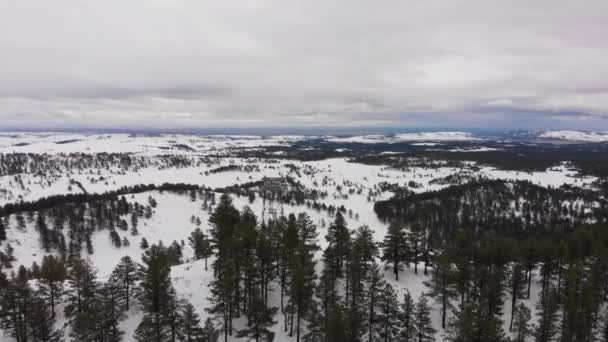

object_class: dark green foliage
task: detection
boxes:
[512,303,532,342]
[39,255,66,318]
[399,290,416,342]
[236,295,277,342]
[189,227,212,269]
[534,289,559,342]
[179,301,204,342]
[414,294,436,342]
[138,244,177,342]
[65,258,99,341]
[326,305,347,342]
[111,255,139,310]
[380,223,408,280]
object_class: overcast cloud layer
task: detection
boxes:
[1,0,607,129]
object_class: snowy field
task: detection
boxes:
[0,133,600,342]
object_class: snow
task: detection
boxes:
[0,133,598,342]
[448,147,501,152]
[0,133,309,156]
[325,132,478,144]
[539,130,608,142]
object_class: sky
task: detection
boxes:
[1,0,607,131]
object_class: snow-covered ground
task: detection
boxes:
[0,131,483,155]
[326,132,478,144]
[539,130,608,142]
[0,133,597,342]
[0,132,310,155]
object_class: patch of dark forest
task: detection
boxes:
[375,178,608,244]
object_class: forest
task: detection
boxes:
[1,190,607,342]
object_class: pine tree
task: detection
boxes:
[38,255,66,318]
[376,283,399,342]
[380,223,409,280]
[189,227,212,269]
[508,252,527,331]
[288,243,317,342]
[134,315,156,342]
[367,262,385,342]
[399,290,417,342]
[179,301,204,342]
[302,301,324,342]
[202,318,219,342]
[512,303,532,342]
[409,224,425,274]
[207,194,241,342]
[29,292,62,342]
[444,301,475,342]
[534,289,559,342]
[352,225,379,272]
[65,258,100,341]
[138,244,175,342]
[0,275,32,342]
[325,212,350,276]
[414,294,436,342]
[111,255,138,310]
[237,294,277,342]
[326,305,347,342]
[36,213,51,252]
[97,276,126,342]
[425,252,455,329]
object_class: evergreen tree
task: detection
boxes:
[0,275,32,342]
[111,255,139,310]
[65,258,99,341]
[302,301,324,342]
[414,294,436,342]
[36,213,51,252]
[425,252,455,329]
[512,303,532,342]
[376,283,399,342]
[38,255,66,318]
[380,223,408,280]
[326,305,347,342]
[179,301,204,342]
[367,263,385,342]
[189,227,212,269]
[409,224,425,274]
[202,318,219,342]
[534,289,559,342]
[399,290,417,342]
[97,276,126,342]
[207,194,241,342]
[325,212,350,277]
[508,251,527,331]
[134,316,156,342]
[29,292,62,342]
[138,244,175,342]
[237,294,277,342]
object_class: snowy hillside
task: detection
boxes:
[0,133,606,342]
[538,130,608,142]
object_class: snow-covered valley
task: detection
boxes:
[1,133,607,342]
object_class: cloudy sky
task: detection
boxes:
[1,0,607,130]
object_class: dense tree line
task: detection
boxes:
[375,179,607,247]
[0,183,205,218]
[0,250,218,342]
[0,153,217,178]
[2,184,608,342]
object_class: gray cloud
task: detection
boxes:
[1,0,608,129]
